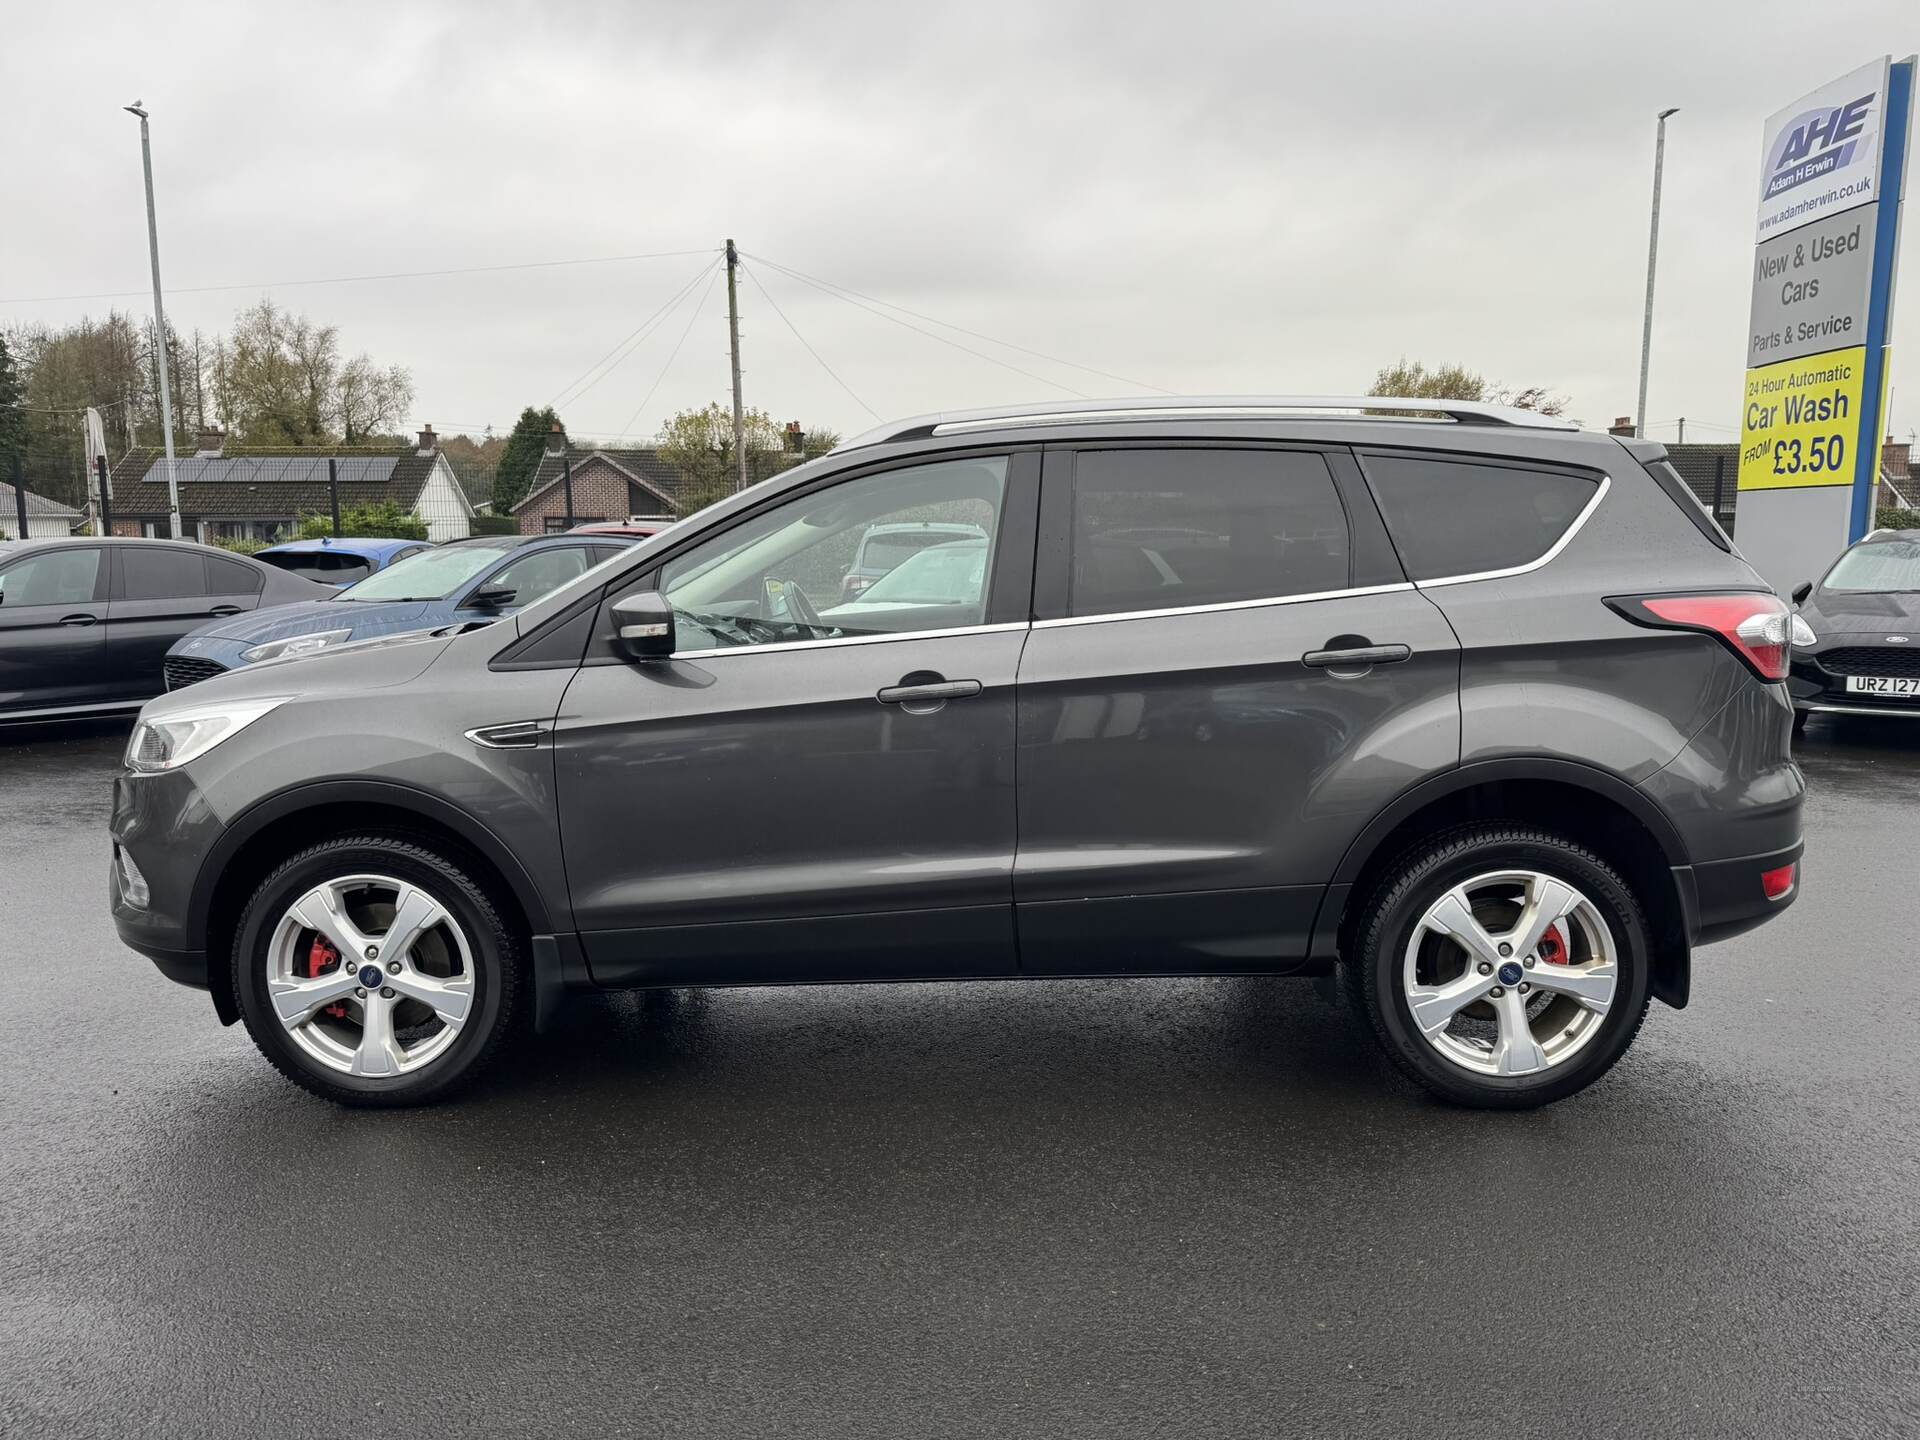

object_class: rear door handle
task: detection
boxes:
[1302,643,1411,669]
[208,605,243,617]
[58,613,99,628]
[877,678,982,708]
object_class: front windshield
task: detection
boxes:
[857,541,988,605]
[1824,539,1920,593]
[337,542,518,602]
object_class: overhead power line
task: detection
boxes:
[741,263,880,421]
[746,251,1173,396]
[614,264,725,440]
[546,255,722,410]
[745,254,1086,399]
[0,247,719,306]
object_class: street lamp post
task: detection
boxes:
[1635,107,1680,441]
[125,101,181,539]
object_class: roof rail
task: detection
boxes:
[835,395,1582,451]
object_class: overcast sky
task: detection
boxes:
[2,0,1915,449]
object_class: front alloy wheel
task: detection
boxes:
[267,874,476,1078]
[234,836,524,1106]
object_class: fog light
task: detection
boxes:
[1761,863,1797,901]
[117,846,151,909]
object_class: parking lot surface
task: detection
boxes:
[3,717,1918,1438]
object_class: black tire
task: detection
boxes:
[232,835,526,1107]
[1344,824,1652,1110]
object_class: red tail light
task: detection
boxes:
[1610,592,1793,680]
[1761,862,1797,900]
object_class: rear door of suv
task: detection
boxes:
[1012,441,1461,974]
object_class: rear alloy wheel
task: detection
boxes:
[1349,826,1651,1108]
[233,837,524,1106]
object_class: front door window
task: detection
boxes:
[658,456,1008,651]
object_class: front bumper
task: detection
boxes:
[1789,645,1920,718]
[109,767,225,992]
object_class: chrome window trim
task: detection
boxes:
[1408,474,1611,590]
[1031,582,1416,630]
[668,619,1029,660]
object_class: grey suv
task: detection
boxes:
[109,397,1805,1109]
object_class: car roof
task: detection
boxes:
[260,537,428,556]
[569,522,669,535]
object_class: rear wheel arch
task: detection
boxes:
[192,782,550,1026]
[1324,761,1693,1009]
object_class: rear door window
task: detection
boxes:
[118,546,211,600]
[1067,449,1351,618]
[1361,453,1600,581]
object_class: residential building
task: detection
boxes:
[511,428,685,534]
[104,426,475,543]
[0,482,84,539]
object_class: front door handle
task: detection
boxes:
[1302,643,1411,671]
[58,613,99,628]
[208,605,243,617]
[877,677,982,712]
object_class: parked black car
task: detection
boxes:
[108,397,1805,1110]
[0,538,333,723]
[1789,529,1920,730]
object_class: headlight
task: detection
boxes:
[124,696,288,774]
[241,628,354,664]
[1790,615,1817,647]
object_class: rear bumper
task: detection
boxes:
[1679,840,1803,948]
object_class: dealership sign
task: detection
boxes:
[1735,57,1914,589]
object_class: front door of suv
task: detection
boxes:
[1013,443,1461,973]
[553,451,1039,987]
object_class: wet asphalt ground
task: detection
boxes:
[2,718,1918,1439]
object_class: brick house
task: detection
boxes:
[511,428,686,534]
[105,426,476,543]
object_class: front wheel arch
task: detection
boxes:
[197,788,546,1027]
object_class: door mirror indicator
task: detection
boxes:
[1791,581,1813,606]
[613,591,675,660]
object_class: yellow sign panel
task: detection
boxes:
[1738,346,1866,489]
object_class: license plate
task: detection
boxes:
[1846,675,1920,696]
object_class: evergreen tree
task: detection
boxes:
[494,406,562,513]
[0,334,25,476]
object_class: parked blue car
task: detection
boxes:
[252,536,436,589]
[163,533,638,690]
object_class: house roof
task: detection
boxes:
[1660,443,1740,510]
[0,482,83,519]
[512,446,688,515]
[106,445,457,520]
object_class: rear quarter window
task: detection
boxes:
[1360,453,1600,582]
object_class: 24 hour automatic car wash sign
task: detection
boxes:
[1735,56,1915,592]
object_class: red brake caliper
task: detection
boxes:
[1537,922,1570,966]
[307,935,348,1018]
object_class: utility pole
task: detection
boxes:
[1635,107,1680,441]
[97,454,113,537]
[561,450,576,529]
[725,238,747,493]
[126,102,181,538]
[12,454,28,541]
[327,456,342,537]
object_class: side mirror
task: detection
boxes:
[469,585,516,609]
[612,591,674,660]
[1791,581,1813,606]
